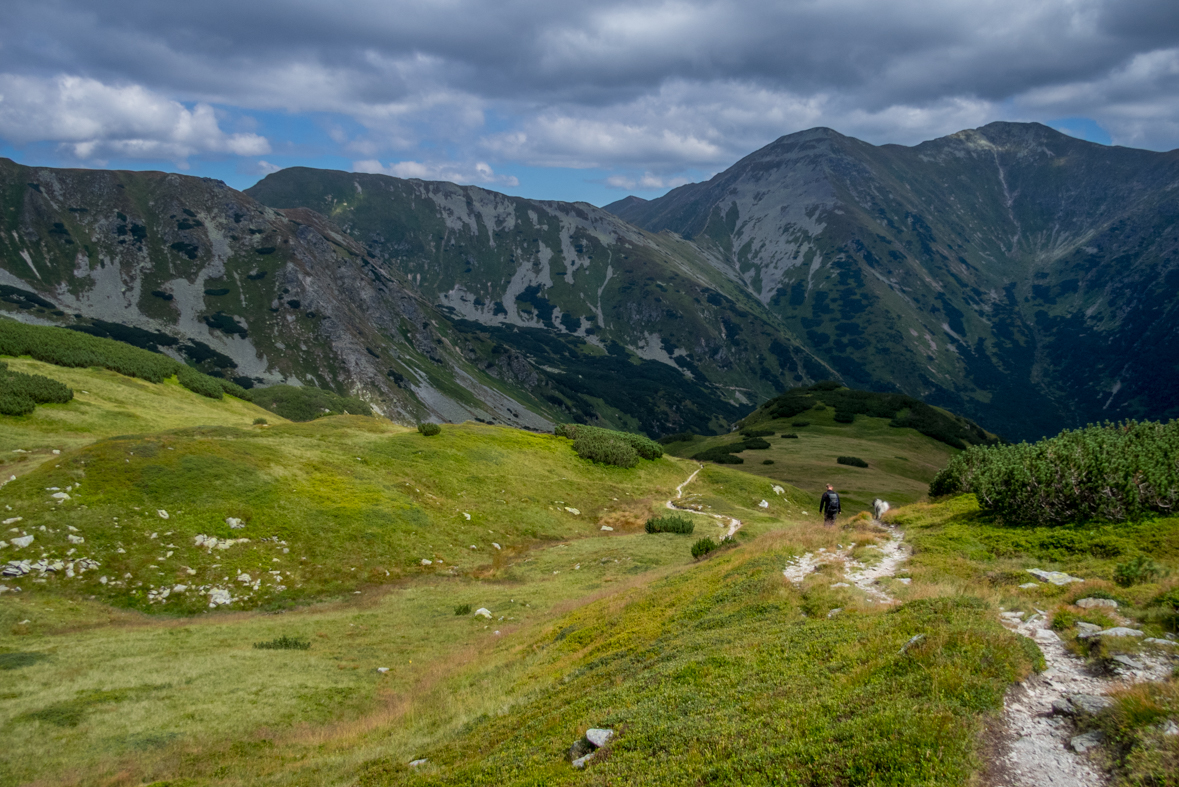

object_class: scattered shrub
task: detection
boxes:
[762,459,775,465]
[418,422,442,436]
[691,538,717,560]
[813,404,827,411]
[740,428,774,438]
[645,515,695,535]
[692,445,745,464]
[837,456,869,468]
[792,421,810,427]
[1114,556,1166,587]
[929,420,1179,525]
[454,604,472,616]
[780,433,799,439]
[253,417,268,425]
[253,636,310,650]
[659,431,697,445]
[176,364,224,399]
[741,437,771,450]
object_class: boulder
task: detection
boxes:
[409,758,427,767]
[51,492,70,501]
[157,510,169,519]
[565,507,580,515]
[1079,627,1144,640]
[67,534,84,544]
[571,753,593,769]
[1019,583,1040,589]
[1067,694,1114,715]
[474,608,492,619]
[1076,622,1102,635]
[758,500,769,508]
[1144,638,1178,647]
[1034,628,1060,643]
[586,728,614,748]
[226,517,245,529]
[1070,730,1105,753]
[11,535,33,548]
[1075,597,1118,609]
[421,559,433,566]
[600,526,613,531]
[1027,568,1084,586]
[1112,655,1145,670]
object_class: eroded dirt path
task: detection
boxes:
[666,464,741,537]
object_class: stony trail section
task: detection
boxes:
[666,464,742,538]
[989,607,1174,787]
[781,520,909,604]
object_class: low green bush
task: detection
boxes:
[253,417,268,425]
[418,422,442,436]
[837,456,869,468]
[558,424,663,468]
[740,428,774,438]
[454,604,472,616]
[929,420,1179,525]
[658,431,697,445]
[645,514,695,535]
[691,538,716,560]
[0,360,73,415]
[692,445,744,464]
[742,437,771,450]
[792,421,810,427]
[1114,555,1166,587]
[176,364,224,399]
[833,411,855,423]
[781,433,799,438]
[762,459,774,465]
[253,636,311,651]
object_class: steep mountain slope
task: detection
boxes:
[0,159,555,429]
[246,170,828,435]
[607,123,1179,439]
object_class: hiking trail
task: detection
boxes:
[666,464,741,537]
[781,518,909,604]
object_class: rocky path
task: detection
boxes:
[989,609,1174,787]
[666,464,741,537]
[781,520,908,604]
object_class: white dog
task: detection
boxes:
[872,498,890,520]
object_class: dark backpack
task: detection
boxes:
[826,491,840,513]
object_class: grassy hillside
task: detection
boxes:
[663,393,977,514]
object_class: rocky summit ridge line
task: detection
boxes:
[607,122,1179,439]
[2,122,1178,438]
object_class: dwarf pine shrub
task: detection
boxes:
[837,456,869,468]
[418,422,441,436]
[691,538,716,559]
[645,514,694,534]
[557,424,663,467]
[0,360,73,415]
[454,604,472,616]
[1114,555,1165,587]
[929,420,1179,525]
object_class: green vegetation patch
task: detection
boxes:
[417,422,441,436]
[357,544,1036,787]
[250,384,371,422]
[253,636,311,651]
[0,317,248,402]
[556,423,663,468]
[748,382,996,449]
[930,420,1179,525]
[0,359,72,415]
[838,456,869,468]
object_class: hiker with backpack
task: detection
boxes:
[819,484,840,525]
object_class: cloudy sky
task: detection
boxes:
[1,0,1177,204]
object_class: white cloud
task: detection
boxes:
[0,74,269,162]
[604,172,691,190]
[352,159,519,187]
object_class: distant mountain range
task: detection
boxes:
[2,122,1177,439]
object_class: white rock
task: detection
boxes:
[600,526,613,531]
[492,543,501,550]
[0,541,6,549]
[1034,628,1061,643]
[462,512,471,520]
[173,584,187,592]
[1075,597,1118,609]
[772,485,785,495]
[421,559,433,565]
[758,499,769,508]
[409,758,427,767]
[1026,568,1084,586]
[157,510,169,519]
[1144,638,1178,647]
[474,608,492,618]
[897,578,911,584]
[11,535,34,548]
[51,449,60,455]
[67,534,84,544]
[377,667,389,674]
[1079,626,1144,639]
[564,507,580,515]
[571,754,592,769]
[1019,582,1040,589]
[67,525,78,532]
[830,582,850,588]
[207,587,233,606]
[237,573,252,583]
[2,517,22,525]
[586,728,614,748]
[51,492,70,501]
[226,517,245,529]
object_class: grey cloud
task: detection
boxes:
[2,0,1178,174]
